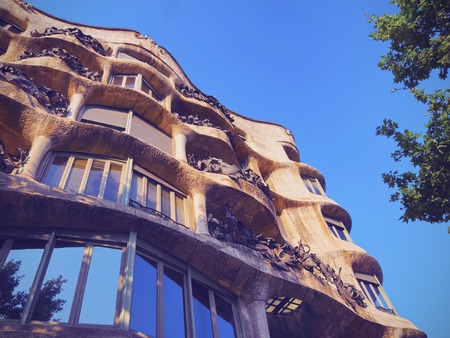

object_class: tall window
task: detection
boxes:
[0,230,241,337]
[111,74,161,101]
[80,105,172,155]
[324,217,352,242]
[355,273,396,315]
[40,153,188,226]
[302,176,325,196]
[130,168,187,225]
[0,17,23,34]
[41,153,126,203]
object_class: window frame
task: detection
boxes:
[0,17,24,34]
[355,272,397,315]
[110,73,162,101]
[302,176,325,196]
[324,217,352,242]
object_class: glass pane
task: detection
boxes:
[302,179,313,193]
[130,255,157,337]
[111,75,123,86]
[312,181,322,195]
[42,155,68,187]
[65,158,87,193]
[192,281,213,338]
[141,81,153,96]
[163,267,185,338]
[84,160,105,197]
[103,163,123,202]
[336,227,348,241]
[79,246,122,325]
[175,194,186,225]
[32,242,85,322]
[215,295,236,338]
[146,180,157,210]
[161,188,171,218]
[8,25,22,34]
[0,18,8,27]
[125,76,136,89]
[0,240,46,320]
[130,173,144,205]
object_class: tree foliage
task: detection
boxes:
[0,260,66,321]
[369,0,450,224]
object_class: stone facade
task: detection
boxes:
[0,1,425,337]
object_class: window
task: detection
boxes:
[266,296,302,315]
[302,176,325,195]
[41,153,126,203]
[0,230,241,337]
[111,74,161,101]
[0,17,23,34]
[325,217,352,242]
[40,153,189,226]
[355,273,396,315]
[81,105,172,155]
[130,167,188,225]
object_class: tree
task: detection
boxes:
[0,260,66,321]
[368,0,450,224]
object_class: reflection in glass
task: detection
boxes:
[215,295,236,338]
[84,161,104,197]
[161,188,171,218]
[175,194,185,225]
[111,76,123,86]
[125,76,136,88]
[192,281,213,338]
[0,241,45,320]
[130,173,144,205]
[163,267,185,338]
[65,158,87,193]
[130,255,157,337]
[79,246,121,325]
[42,155,68,187]
[32,242,84,322]
[146,180,157,210]
[103,163,123,202]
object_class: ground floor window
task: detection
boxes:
[0,229,241,337]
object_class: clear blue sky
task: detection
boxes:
[25,1,450,337]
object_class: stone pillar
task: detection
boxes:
[173,133,187,162]
[21,135,52,179]
[245,300,271,338]
[102,63,113,84]
[67,93,85,120]
[193,193,209,235]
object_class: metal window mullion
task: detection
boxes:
[21,232,56,323]
[358,281,373,306]
[170,191,176,220]
[98,160,110,199]
[119,231,137,330]
[0,238,14,267]
[209,290,220,338]
[156,184,162,212]
[125,110,133,134]
[185,267,195,338]
[59,155,75,189]
[121,158,134,205]
[157,261,164,338]
[136,74,143,91]
[78,158,93,194]
[69,243,94,325]
[368,282,383,307]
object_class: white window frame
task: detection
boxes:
[110,73,161,101]
[355,272,397,315]
[324,217,352,242]
[302,176,325,196]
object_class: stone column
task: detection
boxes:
[21,135,52,179]
[173,133,187,162]
[193,193,209,235]
[67,93,85,120]
[245,300,271,338]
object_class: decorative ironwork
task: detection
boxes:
[20,48,102,81]
[172,112,235,148]
[207,206,367,310]
[0,139,29,174]
[129,199,187,227]
[31,27,111,56]
[187,154,271,198]
[0,64,68,116]
[177,84,234,123]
